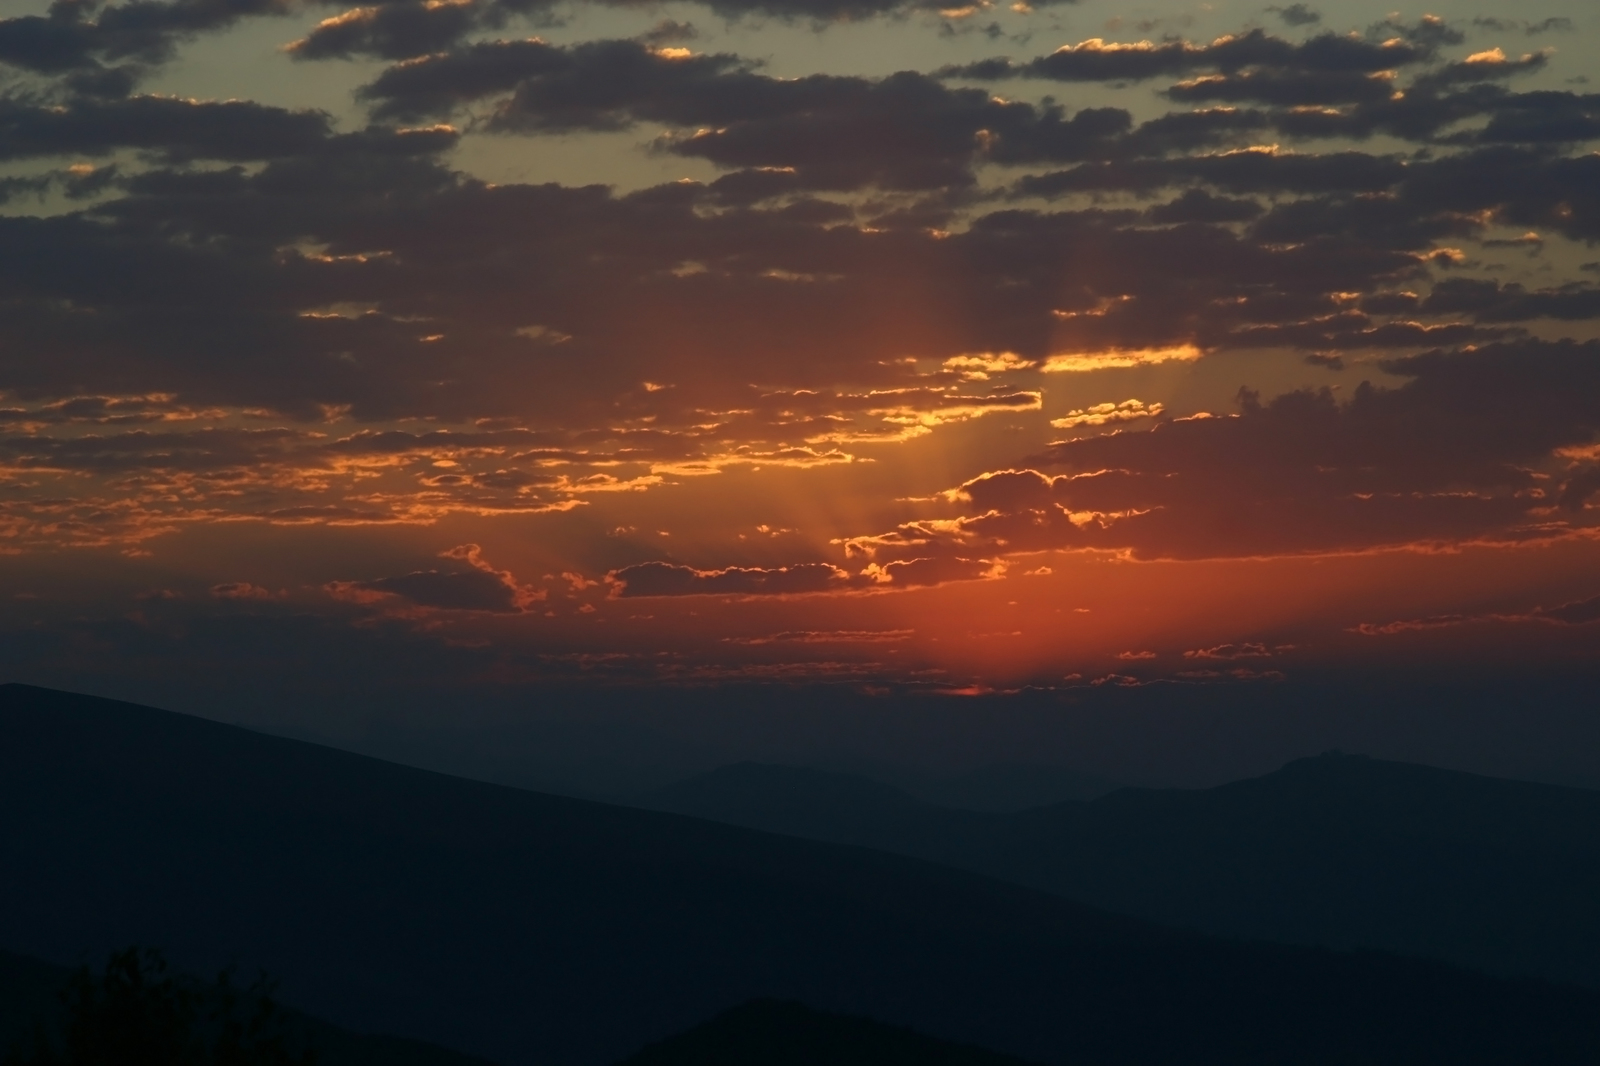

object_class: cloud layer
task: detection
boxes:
[0,0,1596,687]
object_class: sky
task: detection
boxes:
[0,0,1598,784]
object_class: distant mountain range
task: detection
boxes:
[636,755,1600,990]
[6,683,1600,1066]
[825,762,1121,812]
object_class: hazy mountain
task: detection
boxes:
[7,683,1600,1066]
[615,999,1037,1066]
[0,948,492,1066]
[637,755,1600,989]
[902,763,1121,812]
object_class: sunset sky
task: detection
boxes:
[1,0,1597,765]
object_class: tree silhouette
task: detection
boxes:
[5,949,314,1066]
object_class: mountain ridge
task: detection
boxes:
[7,683,1600,1066]
[637,750,1600,989]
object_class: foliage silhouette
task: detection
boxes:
[5,949,313,1066]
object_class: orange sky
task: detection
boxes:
[0,0,1597,724]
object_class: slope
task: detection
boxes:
[0,948,493,1066]
[5,684,1600,1066]
[614,999,1037,1066]
[637,754,1600,989]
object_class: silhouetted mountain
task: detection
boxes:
[637,754,1600,990]
[636,763,951,851]
[615,1000,1037,1066]
[904,764,1120,812]
[0,948,493,1066]
[7,684,1600,1066]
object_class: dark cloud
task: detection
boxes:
[1018,150,1406,198]
[361,39,1141,187]
[1145,188,1263,225]
[1163,69,1400,107]
[354,569,522,611]
[947,28,1429,84]
[289,0,490,61]
[1401,148,1600,242]
[1355,592,1600,636]
[945,23,1584,152]
[359,38,582,122]
[1421,279,1600,323]
[335,545,541,612]
[683,0,1080,23]
[0,0,292,76]
[7,109,1594,450]
[640,20,698,46]
[608,561,852,597]
[1411,48,1549,93]
[1186,643,1274,659]
[0,94,333,162]
[353,32,1597,199]
[1534,595,1600,626]
[1470,91,1600,145]
[1472,17,1574,37]
[1248,193,1475,252]
[1559,465,1600,512]
[605,555,999,597]
[1272,4,1320,28]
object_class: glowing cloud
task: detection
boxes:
[1051,400,1164,430]
[1041,347,1204,373]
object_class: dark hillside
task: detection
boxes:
[640,754,1600,989]
[0,948,493,1066]
[6,684,1600,1066]
[615,1000,1037,1066]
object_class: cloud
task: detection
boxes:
[1185,642,1273,659]
[1165,70,1401,107]
[1532,594,1600,626]
[361,40,1136,189]
[1,9,1598,592]
[1272,5,1320,28]
[948,27,1431,84]
[607,561,853,597]
[289,1,491,61]
[345,569,522,612]
[210,582,276,600]
[1354,593,1600,635]
[833,339,1600,566]
[0,0,293,76]
[332,543,544,612]
[0,95,335,162]
[1421,279,1600,323]
[1471,18,1574,37]
[1042,347,1201,373]
[727,629,914,644]
[1051,399,1163,429]
[1146,188,1264,224]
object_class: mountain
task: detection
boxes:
[6,684,1600,1066]
[636,755,1600,990]
[0,948,493,1066]
[615,999,1037,1066]
[902,763,1120,812]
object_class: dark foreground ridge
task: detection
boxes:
[616,999,1037,1066]
[6,683,1600,1066]
[0,948,491,1066]
[638,754,1600,989]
